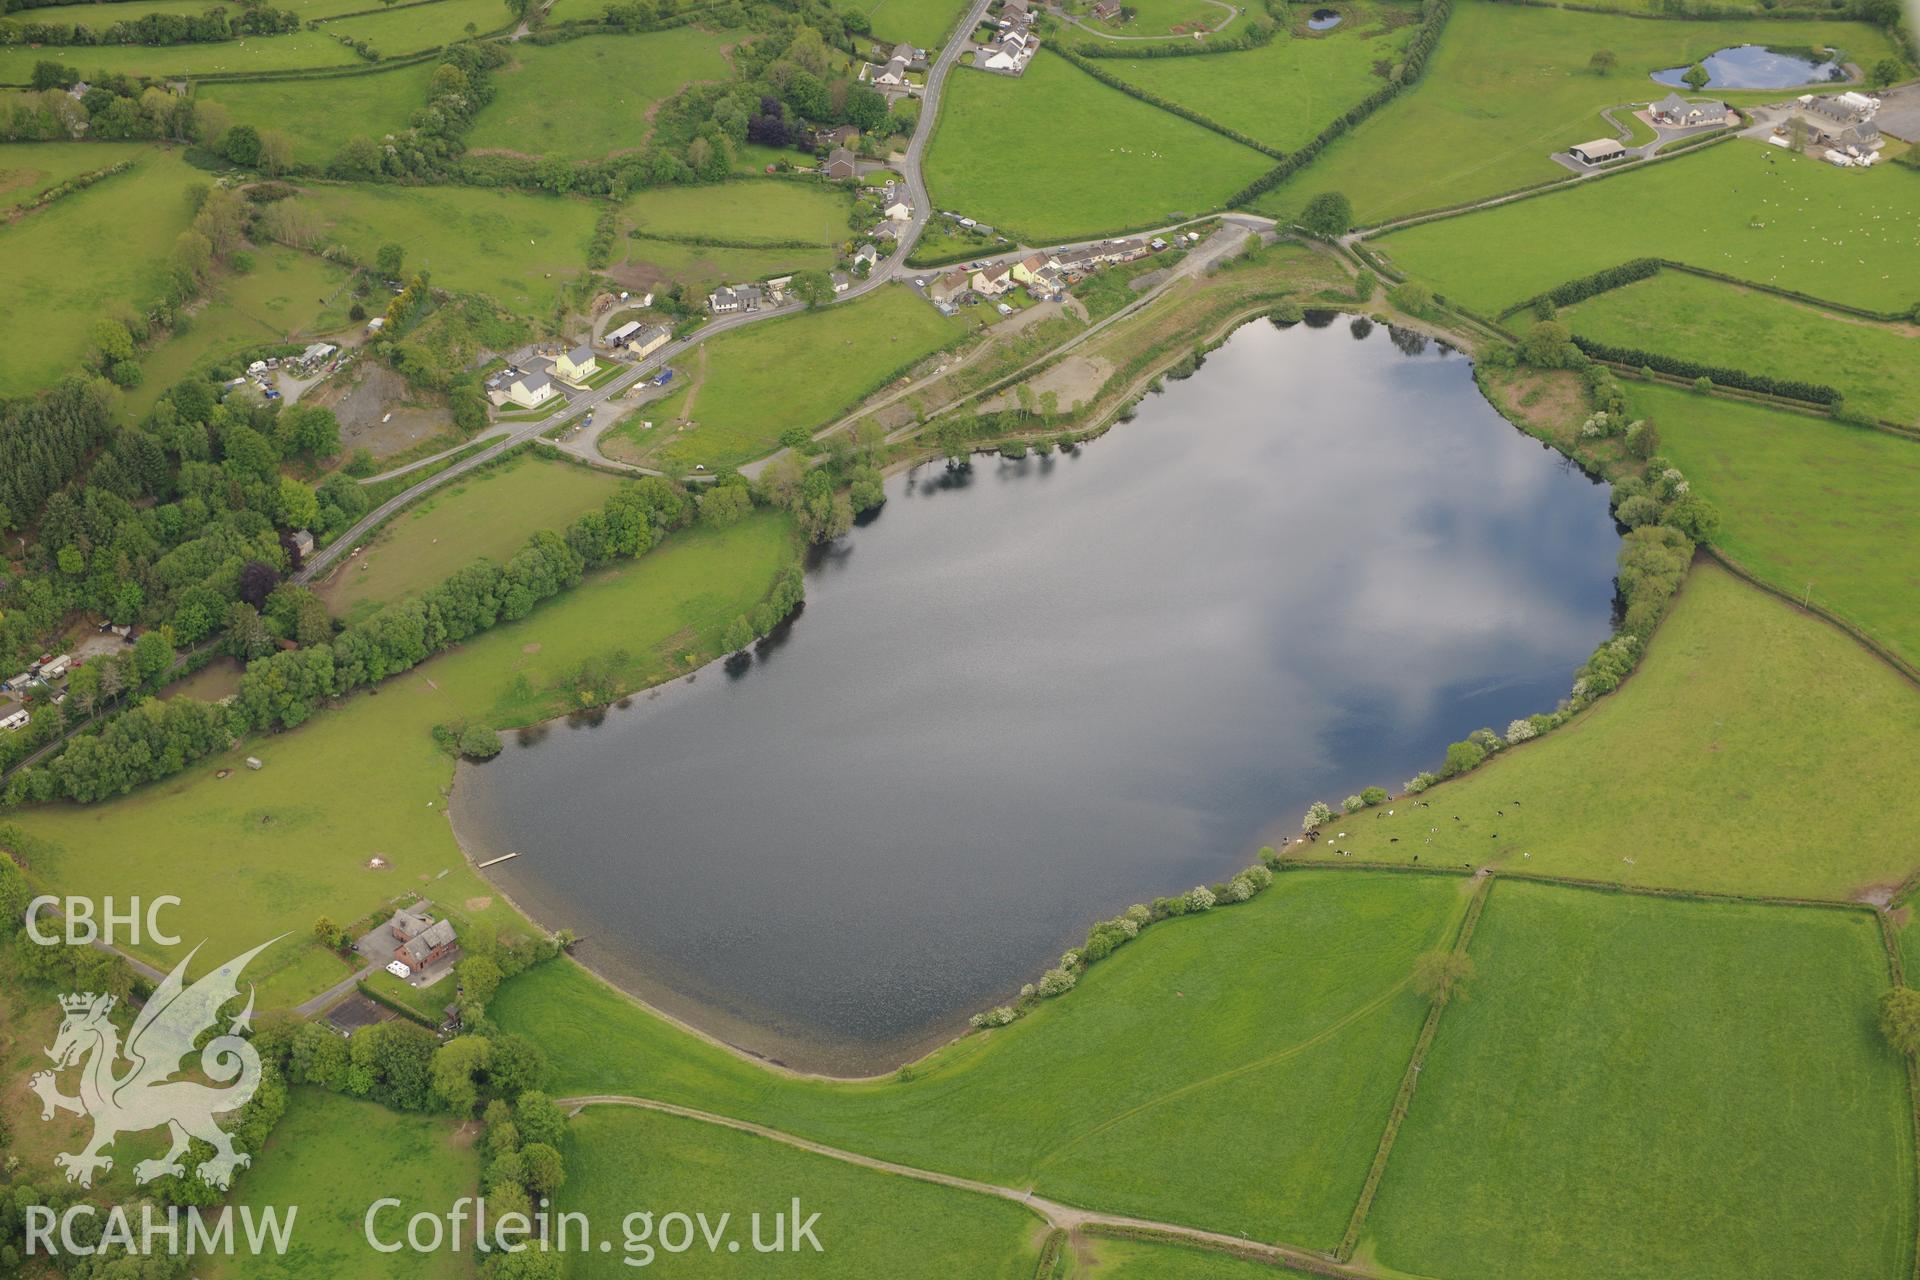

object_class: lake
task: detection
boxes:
[1652,44,1844,90]
[453,317,1621,1075]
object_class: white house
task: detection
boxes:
[853,243,880,269]
[970,263,1014,296]
[508,370,555,409]
[879,185,912,221]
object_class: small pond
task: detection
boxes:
[1307,7,1343,28]
[1652,44,1844,90]
[454,318,1622,1076]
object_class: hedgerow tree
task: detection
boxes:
[1879,988,1920,1056]
[1413,950,1475,1005]
[1298,190,1353,240]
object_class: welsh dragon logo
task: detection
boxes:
[30,937,278,1190]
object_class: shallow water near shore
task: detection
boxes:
[453,318,1620,1075]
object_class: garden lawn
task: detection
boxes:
[0,148,201,396]
[4,513,795,1007]
[0,30,360,80]
[1319,564,1920,898]
[468,29,733,161]
[0,140,145,210]
[197,60,439,168]
[1370,141,1920,315]
[1363,880,1912,1280]
[296,181,602,314]
[318,452,628,622]
[213,1089,479,1280]
[323,0,518,49]
[559,1107,1045,1277]
[129,245,354,415]
[494,869,1474,1247]
[1628,382,1920,668]
[858,0,971,47]
[1101,1,1415,152]
[1552,270,1920,427]
[642,286,966,472]
[622,179,852,244]
[924,51,1272,241]
[1250,0,1907,226]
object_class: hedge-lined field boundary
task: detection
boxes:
[3,156,136,216]
[1048,44,1286,158]
[1225,0,1452,208]
[1570,335,1842,407]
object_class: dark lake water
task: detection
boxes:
[1652,44,1843,90]
[453,319,1621,1075]
[1307,8,1343,29]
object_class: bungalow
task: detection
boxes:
[970,262,1014,296]
[507,370,555,409]
[870,221,902,244]
[979,42,1022,71]
[891,42,926,67]
[824,146,859,181]
[830,270,853,294]
[928,269,971,305]
[880,184,912,220]
[1568,137,1627,165]
[398,918,459,971]
[554,343,597,384]
[1011,252,1057,284]
[871,56,911,88]
[1650,93,1728,128]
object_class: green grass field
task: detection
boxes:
[0,30,361,81]
[0,148,201,396]
[215,1089,479,1280]
[496,869,1471,1247]
[924,51,1272,241]
[1316,563,1920,899]
[623,179,852,244]
[1364,880,1913,1279]
[619,238,840,293]
[1068,1237,1322,1278]
[197,61,439,168]
[1551,270,1920,427]
[318,453,627,623]
[129,246,354,415]
[296,180,602,313]
[627,287,965,473]
[1250,0,1906,226]
[468,29,733,161]
[1099,2,1414,152]
[0,0,367,31]
[1624,383,1920,669]
[560,1106,1045,1277]
[858,0,970,46]
[323,0,518,48]
[1374,141,1920,315]
[0,140,146,210]
[6,513,795,1007]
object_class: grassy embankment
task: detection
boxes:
[1251,0,1907,226]
[498,869,1472,1249]
[4,512,796,1009]
[1363,879,1912,1280]
[316,452,628,623]
[0,147,202,396]
[1370,141,1920,315]
[467,29,734,162]
[1304,562,1920,899]
[292,181,603,315]
[1548,270,1920,427]
[1100,0,1419,153]
[1627,382,1920,670]
[924,51,1273,242]
[606,286,967,473]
